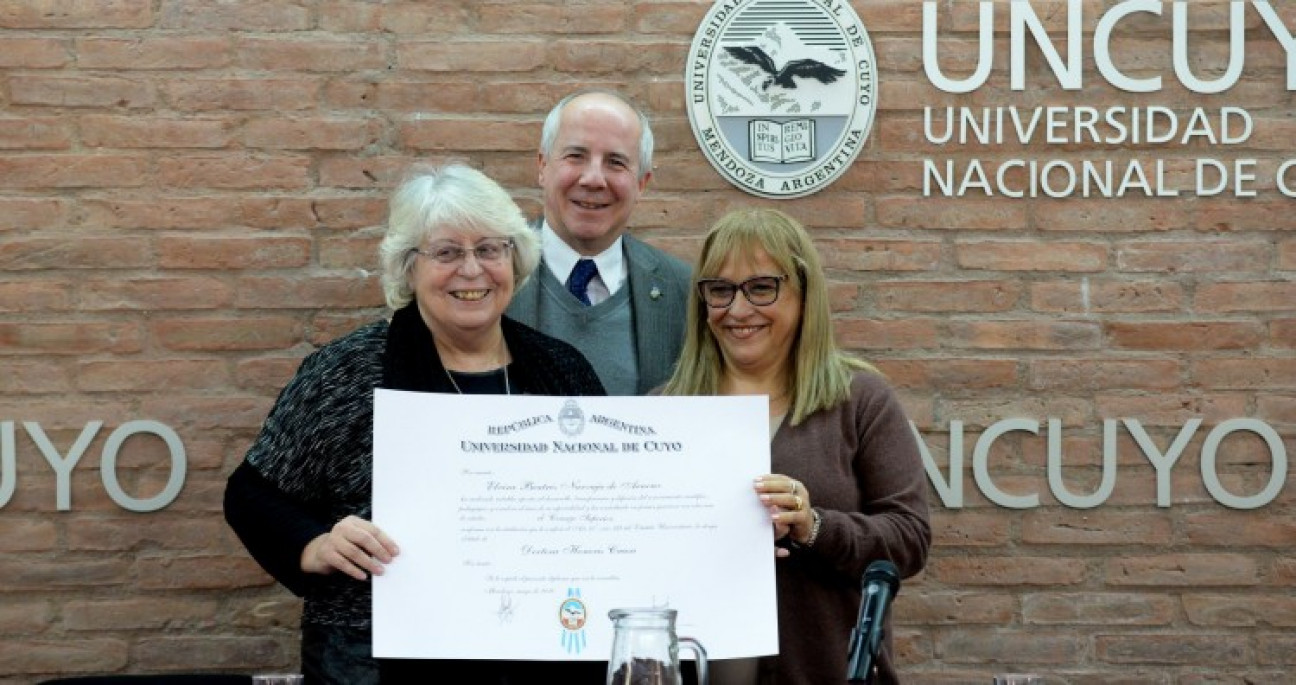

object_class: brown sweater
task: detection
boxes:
[758,371,931,685]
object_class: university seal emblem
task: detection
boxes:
[686,0,878,198]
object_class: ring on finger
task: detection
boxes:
[793,495,804,511]
[789,481,799,497]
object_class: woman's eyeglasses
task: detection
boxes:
[411,238,514,265]
[697,274,789,308]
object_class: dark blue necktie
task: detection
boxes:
[567,259,599,306]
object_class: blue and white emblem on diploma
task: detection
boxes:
[370,392,778,661]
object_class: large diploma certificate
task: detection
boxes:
[371,391,778,661]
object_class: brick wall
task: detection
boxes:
[1,1,1292,683]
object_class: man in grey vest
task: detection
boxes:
[506,89,692,395]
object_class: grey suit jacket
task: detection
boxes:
[506,224,693,395]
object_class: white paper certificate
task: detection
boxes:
[371,391,777,661]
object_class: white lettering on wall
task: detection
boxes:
[0,420,187,512]
[923,0,1296,94]
[918,417,1289,510]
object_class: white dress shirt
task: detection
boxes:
[540,221,626,306]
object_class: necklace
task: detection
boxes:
[444,364,511,395]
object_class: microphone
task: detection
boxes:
[846,559,901,684]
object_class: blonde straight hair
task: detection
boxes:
[661,208,877,426]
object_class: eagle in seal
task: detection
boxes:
[724,45,847,91]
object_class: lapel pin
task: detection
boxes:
[650,286,662,300]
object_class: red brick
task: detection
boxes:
[234,275,382,309]
[817,239,942,272]
[77,197,233,230]
[62,598,220,631]
[0,198,65,230]
[78,277,233,310]
[0,37,69,67]
[548,40,682,75]
[158,236,311,270]
[0,281,74,313]
[1197,200,1296,231]
[958,241,1107,272]
[319,236,381,269]
[224,596,301,630]
[308,197,388,228]
[1031,280,1185,314]
[237,37,384,71]
[876,358,1019,391]
[139,396,273,432]
[399,41,546,72]
[80,115,236,149]
[0,360,72,393]
[0,519,58,551]
[948,320,1101,350]
[1034,200,1193,233]
[399,119,537,151]
[1183,512,1296,548]
[0,117,70,150]
[480,4,627,33]
[0,638,127,674]
[0,559,132,590]
[75,36,231,69]
[379,2,471,34]
[1187,593,1296,624]
[151,316,303,352]
[929,510,1011,546]
[632,2,709,34]
[3,237,152,272]
[135,554,273,590]
[76,360,230,392]
[243,117,383,150]
[1117,240,1272,272]
[0,321,141,355]
[1022,510,1173,545]
[235,356,305,392]
[317,1,380,32]
[0,155,150,188]
[834,317,940,350]
[1196,281,1296,313]
[940,629,1085,664]
[1257,395,1296,425]
[932,556,1088,586]
[66,518,226,551]
[941,397,1092,429]
[317,157,415,189]
[1193,358,1296,390]
[1108,321,1265,350]
[1029,359,1182,391]
[325,79,480,112]
[7,74,154,108]
[1097,634,1248,666]
[157,155,311,190]
[874,280,1022,312]
[158,0,308,31]
[309,311,385,345]
[135,636,288,671]
[1023,593,1177,626]
[0,0,152,28]
[1280,238,1296,270]
[876,198,1028,229]
[0,601,51,633]
[1106,554,1259,587]
[164,78,322,112]
[1096,393,1248,426]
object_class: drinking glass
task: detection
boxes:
[993,675,1043,685]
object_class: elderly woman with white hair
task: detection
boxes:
[224,163,606,684]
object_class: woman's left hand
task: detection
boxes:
[755,474,814,558]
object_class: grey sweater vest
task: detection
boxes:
[534,262,639,396]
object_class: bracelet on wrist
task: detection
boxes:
[792,507,822,549]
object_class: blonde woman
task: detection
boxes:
[661,208,931,684]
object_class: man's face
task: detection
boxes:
[538,94,651,256]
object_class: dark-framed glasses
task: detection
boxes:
[697,274,789,308]
[412,237,514,265]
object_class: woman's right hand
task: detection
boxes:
[300,515,400,580]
